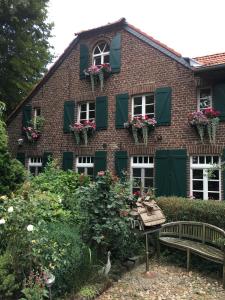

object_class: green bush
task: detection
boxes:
[77,171,140,260]
[0,101,26,196]
[157,196,225,229]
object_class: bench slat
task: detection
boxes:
[160,237,224,263]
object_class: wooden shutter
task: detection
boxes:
[63,101,75,133]
[155,87,172,125]
[96,96,108,130]
[213,83,225,121]
[222,149,225,199]
[115,151,128,179]
[115,93,129,128]
[155,149,187,197]
[22,105,32,127]
[80,44,89,79]
[110,33,121,73]
[16,153,25,166]
[94,151,107,176]
[62,152,73,171]
[43,152,53,168]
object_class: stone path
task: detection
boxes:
[97,260,225,300]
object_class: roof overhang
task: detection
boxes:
[194,63,225,81]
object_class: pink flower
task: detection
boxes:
[97,171,105,176]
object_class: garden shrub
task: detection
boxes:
[0,101,26,196]
[157,196,225,230]
[76,171,141,260]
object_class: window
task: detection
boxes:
[33,108,41,129]
[93,42,110,65]
[131,156,154,193]
[197,87,212,111]
[28,157,42,176]
[190,155,221,200]
[78,102,95,123]
[76,156,94,179]
[132,94,154,118]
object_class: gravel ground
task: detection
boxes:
[97,260,225,300]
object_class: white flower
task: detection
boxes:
[58,198,62,204]
[27,224,34,232]
[0,218,6,224]
[7,206,13,213]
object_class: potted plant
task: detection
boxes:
[84,64,111,92]
[124,115,157,145]
[188,108,220,144]
[23,116,45,143]
[70,120,96,145]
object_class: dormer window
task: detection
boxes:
[197,87,212,111]
[93,42,110,65]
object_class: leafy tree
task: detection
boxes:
[0,101,26,195]
[0,0,54,113]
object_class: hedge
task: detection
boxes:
[156,197,225,230]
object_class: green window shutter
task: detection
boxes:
[22,105,32,127]
[62,152,73,171]
[155,149,187,197]
[222,149,225,200]
[96,96,108,130]
[155,87,172,125]
[63,101,75,133]
[16,153,25,166]
[110,33,121,73]
[80,44,89,79]
[43,152,53,168]
[213,83,225,121]
[115,151,128,179]
[115,93,129,128]
[94,151,107,176]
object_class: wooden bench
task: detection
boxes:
[159,221,225,287]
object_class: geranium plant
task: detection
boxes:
[70,120,96,145]
[23,116,45,143]
[188,108,220,144]
[84,64,111,92]
[124,115,157,145]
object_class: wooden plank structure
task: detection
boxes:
[159,221,225,288]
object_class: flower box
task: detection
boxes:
[70,120,96,145]
[124,115,157,145]
[84,64,111,92]
[188,108,220,144]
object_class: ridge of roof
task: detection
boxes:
[194,52,225,66]
[75,18,126,36]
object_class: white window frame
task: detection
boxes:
[132,94,155,118]
[197,87,212,111]
[131,156,154,193]
[76,156,94,176]
[190,155,221,201]
[77,102,95,122]
[33,107,41,129]
[28,157,42,176]
[93,42,110,66]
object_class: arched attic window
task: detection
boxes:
[92,41,110,66]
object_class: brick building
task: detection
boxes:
[7,18,225,200]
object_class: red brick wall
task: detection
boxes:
[7,28,225,196]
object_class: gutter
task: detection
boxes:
[194,63,225,74]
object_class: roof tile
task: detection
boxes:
[194,53,225,66]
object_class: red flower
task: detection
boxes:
[97,171,105,176]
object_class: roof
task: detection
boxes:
[194,53,225,66]
[7,18,191,124]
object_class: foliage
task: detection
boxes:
[0,0,54,112]
[0,101,26,195]
[20,270,48,300]
[0,251,19,298]
[156,196,225,230]
[76,171,138,260]
[76,284,100,300]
